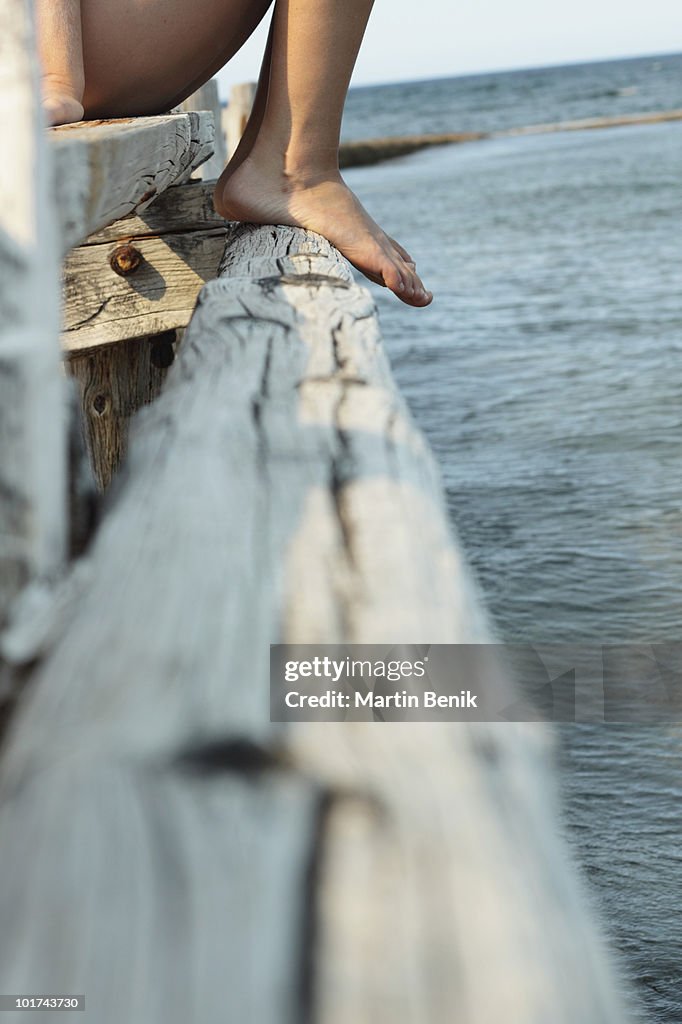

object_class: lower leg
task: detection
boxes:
[215,0,432,306]
[36,0,430,305]
[224,16,275,174]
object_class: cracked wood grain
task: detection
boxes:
[0,222,633,1023]
[61,227,227,351]
[51,111,215,252]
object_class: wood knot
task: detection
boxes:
[92,392,108,416]
[110,243,143,277]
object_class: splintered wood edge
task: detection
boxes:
[51,111,216,251]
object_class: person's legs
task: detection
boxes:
[37,0,274,120]
[224,16,274,175]
[227,13,418,279]
[215,0,432,306]
[37,0,430,304]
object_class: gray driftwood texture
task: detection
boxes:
[0,217,635,1022]
[0,0,65,625]
[52,110,215,251]
[62,183,227,351]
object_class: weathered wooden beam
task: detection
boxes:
[61,183,227,353]
[62,225,226,352]
[0,0,66,625]
[61,182,225,490]
[81,180,225,244]
[51,111,215,251]
[0,225,634,1022]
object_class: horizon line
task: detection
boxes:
[346,47,682,92]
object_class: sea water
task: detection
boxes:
[343,53,682,1021]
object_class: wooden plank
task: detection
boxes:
[62,228,226,351]
[51,111,215,251]
[0,0,66,624]
[0,224,633,1021]
[180,79,227,181]
[81,181,226,244]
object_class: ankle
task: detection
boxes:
[284,139,340,180]
[247,134,341,188]
[284,159,341,190]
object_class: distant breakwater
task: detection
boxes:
[338,107,682,168]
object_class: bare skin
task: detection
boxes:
[36,0,85,125]
[36,0,433,306]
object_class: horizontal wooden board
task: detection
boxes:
[82,182,226,244]
[62,228,227,351]
[51,112,215,251]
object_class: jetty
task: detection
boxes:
[337,109,682,168]
[0,2,637,1021]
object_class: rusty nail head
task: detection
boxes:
[110,243,143,277]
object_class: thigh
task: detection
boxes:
[81,0,272,117]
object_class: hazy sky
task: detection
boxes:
[217,0,680,96]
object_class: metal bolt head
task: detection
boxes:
[110,243,143,276]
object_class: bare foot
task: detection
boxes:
[42,91,84,127]
[214,150,433,308]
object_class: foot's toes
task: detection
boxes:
[389,236,416,268]
[378,257,407,296]
[401,267,433,306]
[378,253,432,307]
[403,275,434,306]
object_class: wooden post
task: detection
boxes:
[224,82,256,159]
[0,0,66,623]
[66,333,177,491]
[180,78,227,180]
[0,224,635,1022]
